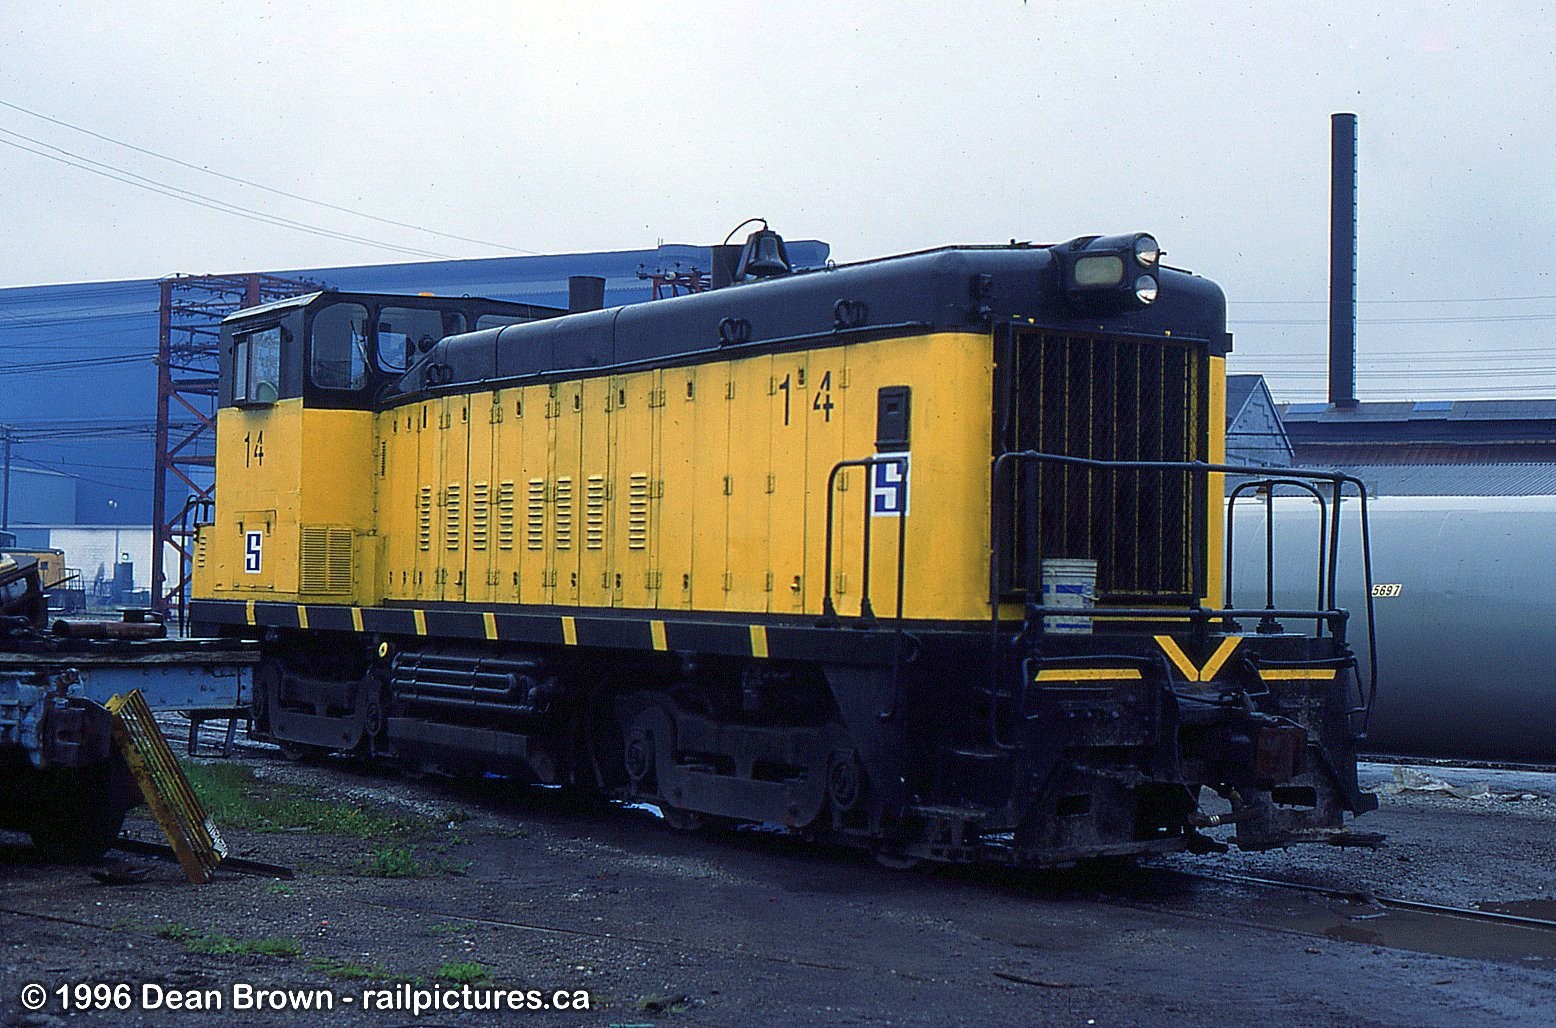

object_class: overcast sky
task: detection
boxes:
[2,1,1553,401]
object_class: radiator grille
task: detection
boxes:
[300,526,353,594]
[1009,331,1206,600]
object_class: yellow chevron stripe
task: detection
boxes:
[351,607,364,633]
[750,624,769,659]
[296,605,309,630]
[483,612,498,641]
[413,610,427,636]
[562,616,578,646]
[650,620,667,651]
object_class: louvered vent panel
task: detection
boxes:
[526,479,545,551]
[628,473,650,550]
[471,482,490,551]
[497,482,515,550]
[585,475,607,550]
[445,484,462,552]
[327,529,353,593]
[554,476,573,551]
[417,486,433,552]
[300,526,354,595]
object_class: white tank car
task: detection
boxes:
[1228,494,1556,763]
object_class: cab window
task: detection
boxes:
[311,303,370,389]
[476,313,532,330]
[377,307,464,373]
[233,325,283,404]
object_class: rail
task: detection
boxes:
[989,452,1379,734]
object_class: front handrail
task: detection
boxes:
[989,451,1378,735]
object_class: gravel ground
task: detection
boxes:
[2,753,1555,1026]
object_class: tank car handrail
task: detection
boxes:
[1226,479,1328,634]
[988,451,1379,735]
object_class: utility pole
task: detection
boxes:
[2,425,12,532]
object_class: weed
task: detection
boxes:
[427,922,463,936]
[155,923,300,958]
[362,846,471,878]
[263,880,296,896]
[310,957,395,981]
[181,761,441,840]
[437,961,492,986]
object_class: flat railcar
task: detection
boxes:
[190,231,1377,866]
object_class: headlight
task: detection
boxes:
[1134,275,1159,304]
[1133,234,1160,267]
[1072,255,1124,287]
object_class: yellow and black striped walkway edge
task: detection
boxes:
[106,689,228,884]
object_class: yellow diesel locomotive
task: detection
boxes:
[190,230,1377,866]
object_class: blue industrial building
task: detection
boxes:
[0,241,829,536]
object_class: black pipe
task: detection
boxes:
[1329,112,1358,409]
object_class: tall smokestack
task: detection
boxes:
[1329,112,1358,409]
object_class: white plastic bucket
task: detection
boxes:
[1040,558,1098,635]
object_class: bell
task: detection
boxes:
[735,228,792,279]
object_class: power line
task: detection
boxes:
[0,129,456,260]
[0,97,539,256]
[0,353,156,375]
[1232,312,1556,326]
[1231,293,1556,305]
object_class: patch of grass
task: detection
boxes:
[181,761,440,840]
[427,922,464,936]
[437,961,492,986]
[263,880,296,896]
[155,923,300,958]
[310,957,395,982]
[362,845,471,879]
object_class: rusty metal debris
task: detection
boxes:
[106,689,226,883]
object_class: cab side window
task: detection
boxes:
[233,325,283,404]
[311,303,370,389]
[377,307,464,373]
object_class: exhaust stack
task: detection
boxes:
[1329,112,1358,409]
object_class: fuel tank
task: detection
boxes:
[1229,494,1556,763]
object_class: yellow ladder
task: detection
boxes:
[106,689,228,884]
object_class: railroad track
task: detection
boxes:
[1116,867,1556,968]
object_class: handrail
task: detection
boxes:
[820,455,911,720]
[989,451,1379,737]
[821,455,909,626]
[1225,478,1328,635]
